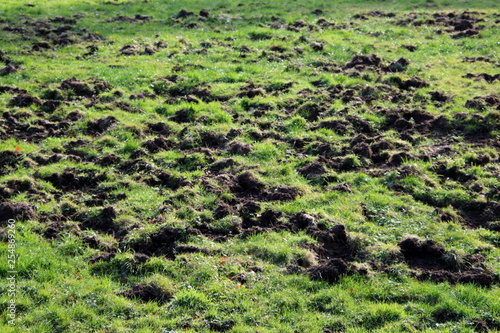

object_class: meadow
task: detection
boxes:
[0,0,499,331]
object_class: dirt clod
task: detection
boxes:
[119,282,173,304]
[0,201,38,223]
[305,258,357,283]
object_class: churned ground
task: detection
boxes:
[0,0,499,332]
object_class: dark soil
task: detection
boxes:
[10,94,41,107]
[394,11,486,38]
[87,116,119,133]
[60,77,110,97]
[305,258,360,283]
[227,141,253,155]
[398,237,496,286]
[119,283,173,304]
[78,206,118,233]
[0,201,38,223]
[90,252,116,263]
[298,161,327,180]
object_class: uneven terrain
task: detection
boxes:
[0,0,499,332]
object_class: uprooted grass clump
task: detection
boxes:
[0,0,499,332]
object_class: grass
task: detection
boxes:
[0,0,499,331]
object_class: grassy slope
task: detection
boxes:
[0,0,499,332]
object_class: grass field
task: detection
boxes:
[0,0,499,332]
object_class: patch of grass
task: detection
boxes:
[0,0,499,331]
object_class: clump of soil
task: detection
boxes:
[96,153,121,166]
[10,94,41,107]
[234,171,265,194]
[298,161,327,180]
[398,237,496,286]
[87,116,118,133]
[174,245,212,255]
[208,158,237,173]
[264,185,301,201]
[0,201,38,223]
[305,258,360,283]
[394,11,485,38]
[146,122,171,136]
[119,282,173,304]
[227,141,253,155]
[465,94,500,110]
[306,224,360,261]
[344,54,382,70]
[0,63,19,76]
[463,73,500,83]
[119,44,138,56]
[131,227,196,257]
[429,91,451,103]
[387,76,429,90]
[41,168,106,191]
[331,183,353,193]
[143,171,189,190]
[78,206,118,233]
[177,9,195,19]
[141,137,171,153]
[384,58,409,72]
[0,150,23,171]
[60,77,110,97]
[90,252,116,263]
[0,86,27,94]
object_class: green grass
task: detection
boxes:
[0,0,499,331]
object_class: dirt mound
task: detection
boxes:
[0,63,19,76]
[459,201,500,229]
[429,91,451,103]
[60,77,110,97]
[234,171,265,194]
[398,237,496,286]
[119,282,173,304]
[395,11,485,38]
[298,161,327,179]
[10,94,41,107]
[331,183,353,193]
[41,168,106,191]
[289,211,316,230]
[305,258,360,283]
[0,201,38,223]
[344,54,380,69]
[465,94,500,110]
[90,252,116,263]
[201,131,228,148]
[264,185,300,201]
[141,137,171,153]
[170,108,197,123]
[143,171,189,190]
[384,58,409,72]
[390,76,429,90]
[87,116,118,133]
[227,141,253,155]
[213,202,238,219]
[119,44,138,56]
[96,153,121,166]
[0,86,27,94]
[307,224,359,261]
[463,73,500,83]
[0,150,23,171]
[131,227,193,257]
[146,122,171,136]
[78,206,117,233]
[208,158,237,173]
[174,245,212,255]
